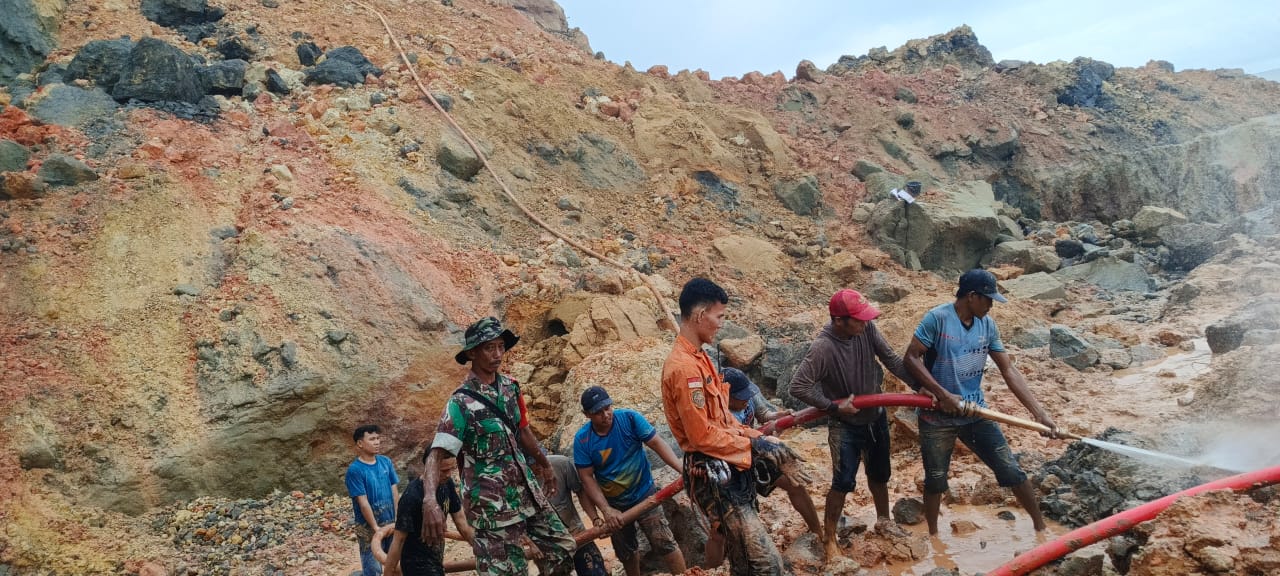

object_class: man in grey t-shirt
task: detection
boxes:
[547,455,609,575]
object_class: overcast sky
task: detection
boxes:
[556,0,1280,79]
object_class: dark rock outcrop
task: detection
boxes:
[141,0,224,41]
[772,175,821,217]
[112,37,204,103]
[827,26,993,76]
[304,58,364,87]
[1056,57,1116,108]
[64,37,136,89]
[0,0,60,83]
[38,154,98,186]
[198,59,247,96]
[295,41,321,66]
[1038,428,1204,527]
[1205,300,1280,354]
[1035,116,1280,223]
[0,139,31,173]
[321,46,381,78]
[27,84,119,128]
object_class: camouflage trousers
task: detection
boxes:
[685,452,789,576]
[472,507,575,576]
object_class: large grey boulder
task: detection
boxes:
[1205,300,1280,354]
[1006,323,1050,349]
[1056,57,1115,108]
[764,338,813,409]
[140,0,224,28]
[1133,206,1188,238]
[773,174,822,216]
[982,240,1061,273]
[0,0,61,83]
[112,37,204,103]
[64,37,136,89]
[1157,222,1226,271]
[1000,272,1066,300]
[0,139,30,173]
[1050,325,1098,370]
[867,180,1003,273]
[38,154,98,187]
[863,270,910,303]
[1053,257,1153,292]
[437,132,484,180]
[198,59,247,96]
[27,85,119,128]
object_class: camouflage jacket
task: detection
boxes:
[430,372,548,530]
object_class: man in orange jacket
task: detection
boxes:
[661,278,799,576]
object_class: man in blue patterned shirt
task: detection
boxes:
[904,269,1060,535]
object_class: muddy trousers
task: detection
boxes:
[719,499,788,576]
[686,453,789,576]
[471,507,576,576]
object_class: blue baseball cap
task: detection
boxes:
[580,386,613,414]
[722,368,759,401]
[956,269,1007,303]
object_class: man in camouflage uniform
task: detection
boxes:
[419,317,575,576]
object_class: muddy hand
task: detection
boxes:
[937,391,963,415]
[1036,414,1060,439]
[421,501,445,544]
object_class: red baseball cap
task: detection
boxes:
[829,289,880,321]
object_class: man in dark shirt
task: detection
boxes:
[384,454,473,576]
[790,289,917,559]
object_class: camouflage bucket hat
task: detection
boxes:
[455,316,519,365]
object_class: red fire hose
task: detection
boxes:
[988,464,1280,576]
[439,393,935,572]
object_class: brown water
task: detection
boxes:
[873,504,1070,575]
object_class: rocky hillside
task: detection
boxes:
[3,0,1279,574]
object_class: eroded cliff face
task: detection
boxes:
[2,0,1279,573]
[1030,114,1280,223]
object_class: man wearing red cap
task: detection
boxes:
[790,289,919,560]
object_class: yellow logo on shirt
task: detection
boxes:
[599,448,612,465]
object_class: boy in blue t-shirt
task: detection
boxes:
[573,386,687,576]
[904,269,1060,536]
[346,424,400,576]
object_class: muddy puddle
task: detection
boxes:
[856,503,1065,575]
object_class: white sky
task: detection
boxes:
[555,0,1280,79]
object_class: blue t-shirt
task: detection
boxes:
[344,455,400,525]
[913,303,1006,426]
[572,408,657,509]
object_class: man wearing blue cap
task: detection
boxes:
[904,269,1060,536]
[573,386,687,576]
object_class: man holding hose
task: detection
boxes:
[904,269,1059,535]
[790,288,918,560]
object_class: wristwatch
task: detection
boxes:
[826,403,840,415]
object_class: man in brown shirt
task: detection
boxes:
[790,289,917,559]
